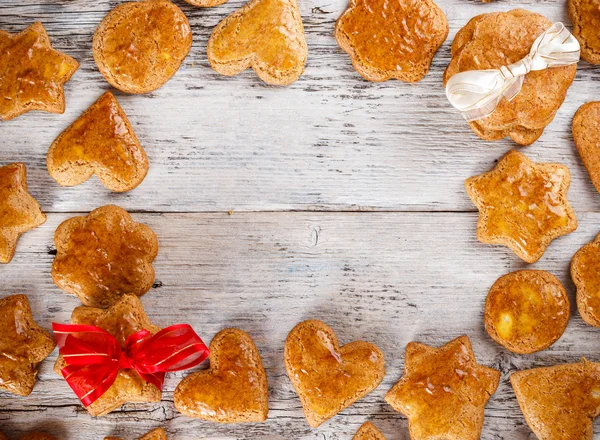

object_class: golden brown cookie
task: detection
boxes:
[335,0,448,82]
[0,433,7,440]
[511,361,600,440]
[0,163,47,264]
[385,335,500,440]
[207,0,307,86]
[353,422,386,439]
[0,294,55,396]
[484,270,569,354]
[444,10,577,146]
[184,0,227,6]
[569,0,600,64]
[174,328,268,423]
[104,428,168,440]
[51,205,158,308]
[572,232,600,327]
[47,92,148,193]
[573,102,600,195]
[93,1,192,94]
[54,294,162,417]
[284,320,385,428]
[465,150,577,263]
[0,22,79,121]
[19,434,57,440]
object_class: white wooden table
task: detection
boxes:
[1,0,599,438]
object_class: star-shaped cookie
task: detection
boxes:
[511,361,600,440]
[353,422,387,439]
[104,428,168,440]
[385,335,500,440]
[0,163,47,264]
[465,150,577,263]
[0,22,79,121]
[0,294,55,396]
[54,294,162,416]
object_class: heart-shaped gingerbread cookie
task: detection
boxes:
[207,0,307,85]
[47,92,148,193]
[284,320,385,427]
[174,328,268,423]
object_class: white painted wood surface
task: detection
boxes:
[0,0,599,438]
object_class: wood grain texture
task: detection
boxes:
[2,212,600,439]
[1,0,600,438]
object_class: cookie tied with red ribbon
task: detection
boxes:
[53,294,209,416]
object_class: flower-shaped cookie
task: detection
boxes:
[465,150,577,263]
[511,361,600,440]
[104,428,168,440]
[52,205,158,308]
[174,329,268,423]
[54,294,162,416]
[444,10,577,146]
[207,0,307,85]
[47,92,148,192]
[353,422,387,439]
[0,22,79,121]
[335,0,448,82]
[0,294,55,396]
[284,320,385,428]
[385,336,500,440]
[0,163,47,264]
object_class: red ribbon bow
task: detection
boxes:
[53,323,209,407]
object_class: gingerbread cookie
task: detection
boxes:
[0,22,78,121]
[47,92,148,193]
[484,270,569,354]
[573,102,600,195]
[174,328,268,423]
[335,0,448,82]
[184,0,227,7]
[52,205,158,308]
[353,422,386,440]
[93,1,192,94]
[385,335,500,440]
[284,320,385,428]
[511,361,600,440]
[569,0,600,64]
[207,0,307,85]
[0,295,55,396]
[572,233,600,327]
[19,435,57,440]
[0,433,6,440]
[0,163,47,264]
[465,150,577,263]
[104,428,168,440]
[444,10,577,146]
[54,294,162,416]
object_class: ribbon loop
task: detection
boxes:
[446,22,580,122]
[53,322,209,407]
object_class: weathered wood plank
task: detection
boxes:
[1,212,600,438]
[1,0,599,213]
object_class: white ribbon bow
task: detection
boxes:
[445,23,580,122]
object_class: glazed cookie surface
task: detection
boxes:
[207,0,307,85]
[0,295,55,396]
[174,329,268,423]
[569,0,600,64]
[573,102,600,195]
[385,335,500,440]
[104,428,168,440]
[444,10,577,146]
[0,163,47,264]
[572,232,600,327]
[335,0,448,82]
[484,270,569,354]
[0,22,78,120]
[54,294,162,417]
[353,422,387,440]
[284,320,385,428]
[52,205,158,308]
[465,150,577,263]
[47,92,148,192]
[511,361,600,440]
[93,1,192,94]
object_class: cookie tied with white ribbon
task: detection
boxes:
[444,10,578,145]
